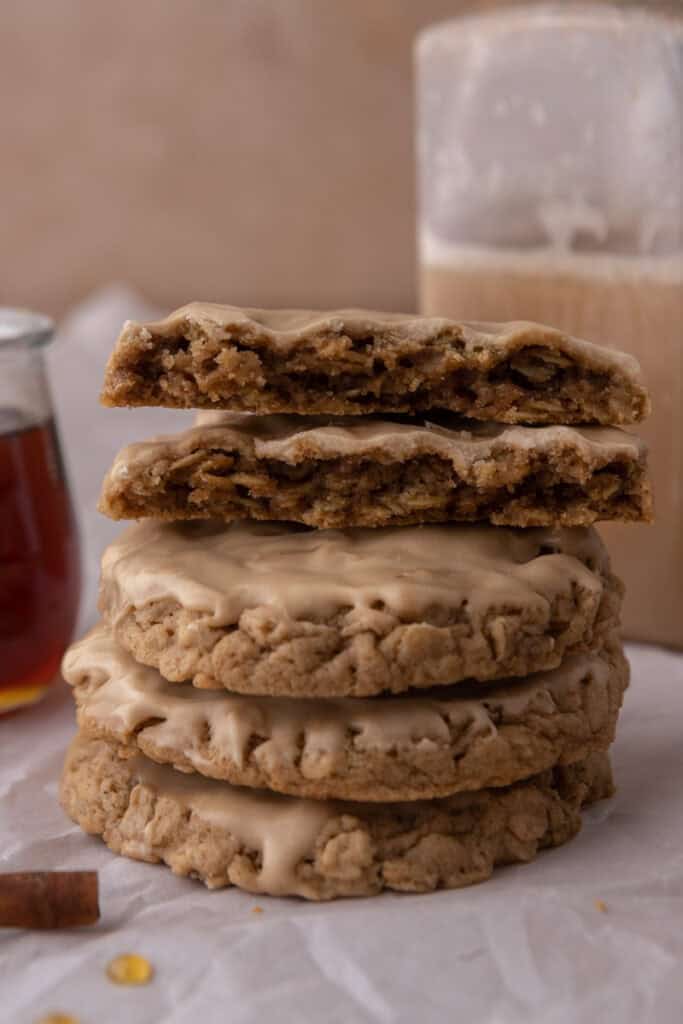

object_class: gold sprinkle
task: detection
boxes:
[36,1016,80,1024]
[252,905,264,915]
[106,952,154,986]
[594,898,608,914]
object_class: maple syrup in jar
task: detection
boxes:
[0,310,80,714]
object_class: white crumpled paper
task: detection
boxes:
[1,289,682,1023]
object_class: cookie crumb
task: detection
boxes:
[106,952,154,985]
[594,898,608,913]
[252,905,264,915]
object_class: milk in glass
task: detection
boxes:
[416,6,682,646]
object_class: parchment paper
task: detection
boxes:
[1,289,681,1024]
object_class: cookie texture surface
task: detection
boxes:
[99,412,652,529]
[99,520,622,698]
[61,736,614,900]
[65,624,628,801]
[100,303,649,425]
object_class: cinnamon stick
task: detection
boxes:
[0,871,99,928]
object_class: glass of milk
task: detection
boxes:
[416,3,683,648]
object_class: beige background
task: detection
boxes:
[1,0,675,319]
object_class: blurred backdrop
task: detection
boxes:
[1,0,678,318]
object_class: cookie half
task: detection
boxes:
[98,412,652,529]
[100,303,649,425]
[99,520,623,697]
[61,736,613,900]
[64,624,628,802]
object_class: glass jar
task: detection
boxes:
[0,309,80,713]
[416,4,683,648]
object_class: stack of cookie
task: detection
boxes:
[60,305,651,900]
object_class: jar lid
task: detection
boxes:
[0,308,54,348]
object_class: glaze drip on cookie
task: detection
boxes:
[100,519,608,626]
[60,736,615,899]
[63,624,627,802]
[121,748,338,896]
